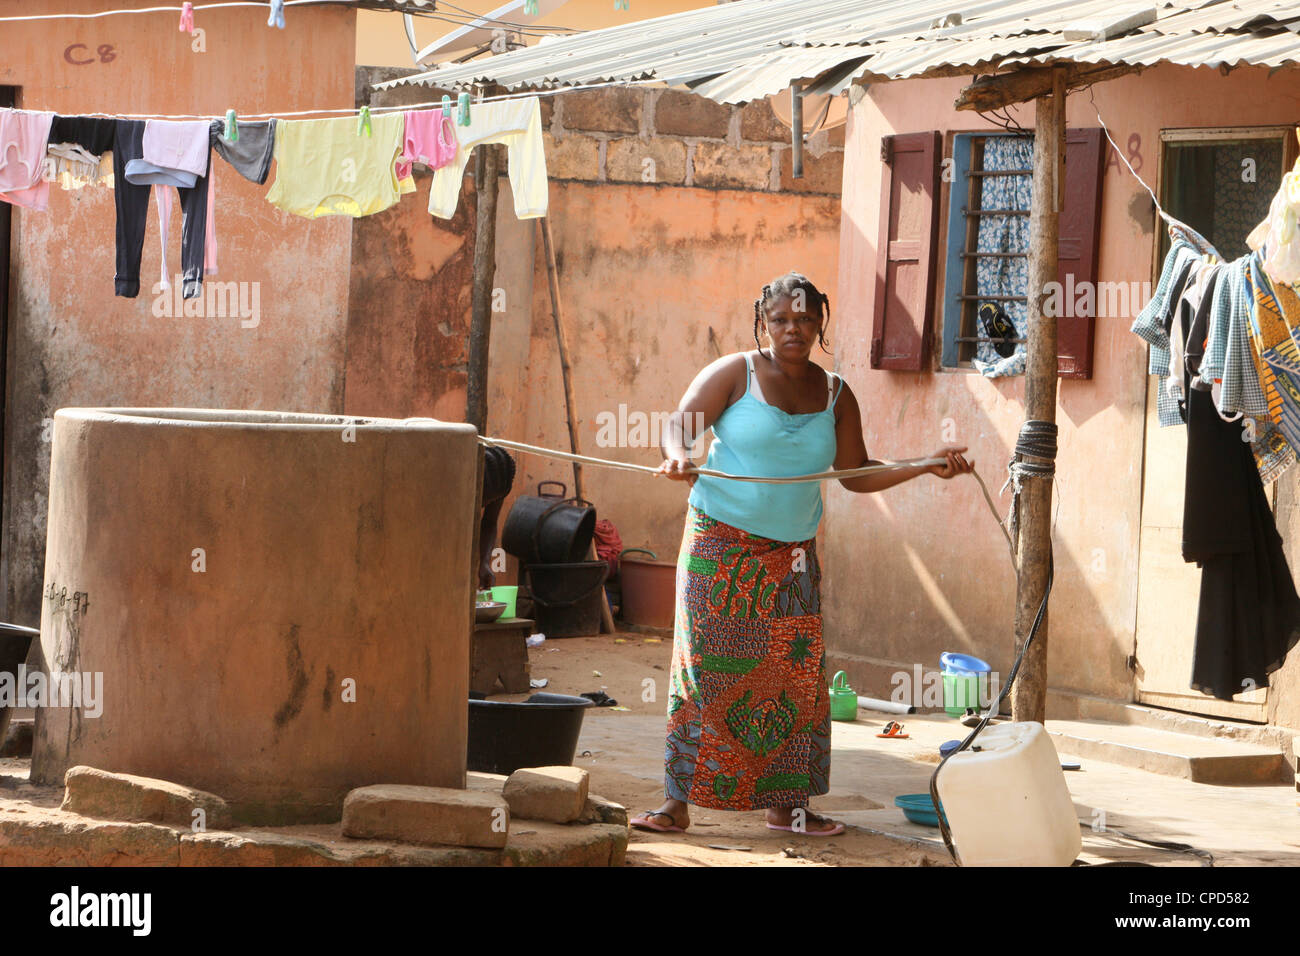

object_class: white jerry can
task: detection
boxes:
[935,721,1082,867]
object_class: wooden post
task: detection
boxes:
[538,217,583,500]
[465,141,501,433]
[538,216,616,634]
[1011,69,1065,724]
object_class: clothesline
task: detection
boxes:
[4,78,650,122]
[0,1,310,22]
[0,0,563,30]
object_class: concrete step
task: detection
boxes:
[1046,719,1288,785]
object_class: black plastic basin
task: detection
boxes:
[467,692,593,775]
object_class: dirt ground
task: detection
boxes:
[515,632,953,867]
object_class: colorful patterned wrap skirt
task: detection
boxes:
[664,504,830,810]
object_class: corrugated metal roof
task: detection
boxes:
[375,0,1300,102]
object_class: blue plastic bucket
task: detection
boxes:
[940,652,991,718]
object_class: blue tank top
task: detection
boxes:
[688,352,841,542]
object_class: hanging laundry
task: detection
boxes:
[1132,238,1201,427]
[153,162,219,291]
[428,97,548,220]
[1243,255,1300,444]
[43,143,113,191]
[0,110,55,210]
[1133,235,1295,483]
[1183,384,1300,700]
[395,108,458,183]
[112,119,213,299]
[1251,134,1300,284]
[48,115,115,157]
[140,119,211,179]
[209,117,277,185]
[265,113,404,218]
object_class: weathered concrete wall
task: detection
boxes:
[32,409,478,823]
[829,64,1300,725]
[0,1,357,627]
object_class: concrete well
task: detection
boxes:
[30,408,481,824]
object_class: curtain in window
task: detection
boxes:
[973,135,1032,377]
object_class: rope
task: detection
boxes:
[475,434,949,485]
[468,431,1016,554]
[1001,419,1058,547]
[10,78,657,123]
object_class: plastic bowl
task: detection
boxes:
[894,793,947,828]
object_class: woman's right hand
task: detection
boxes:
[656,456,698,486]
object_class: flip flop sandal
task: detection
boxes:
[876,721,910,739]
[766,816,846,837]
[630,810,686,833]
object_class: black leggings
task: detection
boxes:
[112,119,209,299]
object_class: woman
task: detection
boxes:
[631,272,972,836]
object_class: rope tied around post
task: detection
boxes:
[1001,419,1058,551]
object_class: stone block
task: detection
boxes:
[577,793,629,827]
[503,766,589,823]
[692,142,773,191]
[606,137,687,185]
[465,771,508,792]
[654,90,730,139]
[544,132,601,181]
[0,814,179,866]
[739,98,790,143]
[502,821,628,866]
[778,146,844,195]
[562,87,643,134]
[179,829,500,866]
[61,766,233,830]
[341,784,508,848]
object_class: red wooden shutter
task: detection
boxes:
[1056,128,1106,379]
[872,131,941,371]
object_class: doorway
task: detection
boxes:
[1133,127,1296,720]
[0,86,13,623]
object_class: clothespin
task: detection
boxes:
[357,105,372,137]
[457,92,471,126]
[224,109,239,142]
[179,2,194,33]
[524,0,538,14]
[441,94,451,116]
[268,0,286,29]
[614,0,629,9]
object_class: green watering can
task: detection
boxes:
[829,671,858,722]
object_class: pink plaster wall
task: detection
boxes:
[829,64,1300,716]
[505,181,841,567]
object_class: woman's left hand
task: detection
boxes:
[928,446,974,479]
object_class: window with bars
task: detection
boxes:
[871,127,1103,379]
[941,132,1032,374]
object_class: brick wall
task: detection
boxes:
[359,68,844,196]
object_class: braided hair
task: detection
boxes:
[752,272,832,354]
[482,446,517,504]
